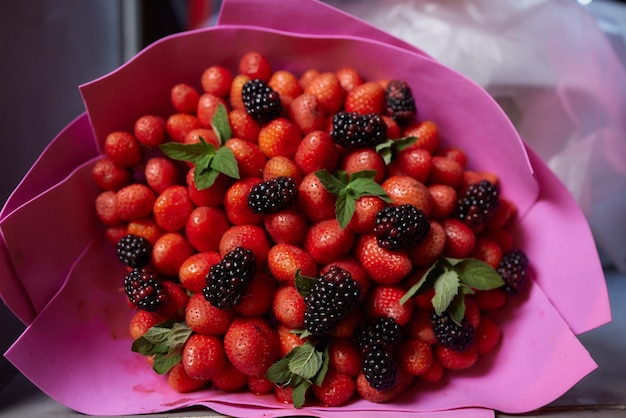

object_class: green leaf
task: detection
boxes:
[346,177,392,202]
[152,351,183,375]
[292,380,311,408]
[211,103,232,145]
[312,345,330,387]
[131,321,192,375]
[288,343,322,380]
[211,146,239,179]
[335,190,356,229]
[447,293,466,325]
[400,259,446,305]
[375,136,418,165]
[314,169,346,194]
[295,269,317,298]
[194,167,219,190]
[159,140,211,164]
[455,259,505,290]
[432,269,461,315]
[265,356,294,385]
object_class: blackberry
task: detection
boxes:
[431,311,475,352]
[353,316,402,353]
[384,79,416,125]
[498,249,530,295]
[362,348,398,391]
[457,180,500,229]
[330,111,387,149]
[116,234,152,268]
[124,268,167,311]
[203,247,256,309]
[374,204,430,251]
[241,79,283,123]
[304,266,361,336]
[247,176,298,214]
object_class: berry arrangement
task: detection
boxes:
[92,50,531,408]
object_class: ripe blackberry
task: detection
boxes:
[362,348,398,391]
[247,176,298,214]
[353,316,402,354]
[498,249,530,295]
[431,311,475,352]
[384,79,416,125]
[374,204,430,251]
[203,247,256,309]
[241,79,283,123]
[304,266,361,336]
[124,268,167,311]
[116,234,152,268]
[330,111,387,149]
[457,180,500,229]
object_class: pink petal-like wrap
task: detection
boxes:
[1,0,611,416]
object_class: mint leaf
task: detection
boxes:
[314,169,346,194]
[400,259,445,305]
[432,269,460,315]
[455,259,505,290]
[159,141,211,164]
[312,345,330,386]
[288,343,322,380]
[375,136,418,165]
[131,321,192,375]
[211,103,231,145]
[211,146,239,179]
[447,293,466,325]
[295,269,317,298]
[265,356,293,385]
[292,380,311,408]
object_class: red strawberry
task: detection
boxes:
[402,120,440,154]
[95,190,122,226]
[297,172,337,222]
[228,108,260,143]
[347,195,386,235]
[178,251,221,294]
[272,284,306,329]
[335,66,363,92]
[474,316,501,355]
[339,148,386,184]
[158,280,190,321]
[355,368,413,403]
[311,369,355,407]
[462,170,499,190]
[470,237,503,269]
[427,184,457,220]
[486,196,517,230]
[170,83,200,114]
[238,51,272,81]
[153,185,194,232]
[365,285,414,326]
[435,345,479,370]
[344,81,386,115]
[420,357,444,383]
[428,156,464,188]
[409,220,446,267]
[304,218,355,265]
[263,208,309,246]
[277,323,307,358]
[201,64,234,98]
[104,131,143,168]
[267,243,318,285]
[392,147,432,183]
[258,118,302,159]
[127,216,165,245]
[134,115,166,147]
[218,224,271,270]
[224,137,267,178]
[294,130,338,175]
[305,72,345,115]
[223,177,265,225]
[229,74,251,111]
[186,168,233,208]
[166,113,201,143]
[234,271,276,317]
[381,175,432,217]
[299,68,320,90]
[185,292,235,336]
[354,233,412,285]
[288,93,328,134]
[464,296,481,329]
[183,128,220,148]
[436,146,468,168]
[263,156,303,184]
[167,362,210,393]
[473,288,507,311]
[223,316,279,377]
[105,225,128,245]
[382,115,401,139]
[213,359,248,392]
[151,232,195,276]
[274,384,295,405]
[182,333,227,380]
[116,184,156,222]
[405,310,437,345]
[268,69,304,108]
[247,375,275,395]
[329,307,365,339]
[144,157,182,195]
[128,309,167,340]
[441,218,476,258]
[396,338,433,376]
[328,337,363,377]
[185,206,230,253]
[482,227,515,254]
[92,158,131,191]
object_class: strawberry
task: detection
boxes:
[229,74,251,111]
[105,225,128,245]
[305,72,345,115]
[382,115,401,139]
[435,345,478,370]
[170,83,200,114]
[104,131,143,168]
[267,243,318,285]
[274,384,295,405]
[470,237,503,269]
[178,251,221,293]
[127,216,165,245]
[344,81,386,115]
[304,218,355,265]
[436,146,468,168]
[166,113,201,143]
[339,148,386,184]
[185,206,230,253]
[128,309,167,340]
[365,285,414,326]
[428,156,464,188]
[213,359,248,392]
[228,108,260,143]
[158,280,190,321]
[268,69,304,108]
[185,292,235,336]
[482,227,515,254]
[473,288,507,311]
[473,316,501,355]
[224,138,267,178]
[223,177,265,225]
[321,256,371,301]
[355,368,413,403]
[95,190,122,226]
[182,333,227,380]
[258,117,302,159]
[92,158,131,191]
[392,147,432,183]
[329,307,365,339]
[381,175,432,217]
[263,208,309,246]
[347,195,386,235]
[116,184,156,222]
[402,120,440,154]
[464,296,481,328]
[486,196,517,230]
[462,170,499,190]
[441,218,476,258]
[263,156,303,184]
[153,185,194,232]
[200,64,234,98]
[167,361,210,393]
[299,68,320,90]
[409,220,446,267]
[151,232,195,276]
[294,130,338,175]
[288,93,328,134]
[354,233,412,285]
[234,271,276,317]
[218,224,271,270]
[186,168,232,208]
[276,323,306,358]
[420,357,444,383]
[311,369,355,407]
[144,157,182,195]
[224,316,279,377]
[272,284,306,329]
[297,172,337,222]
[405,310,437,345]
[328,338,362,377]
[183,128,220,148]
[247,375,275,395]
[428,184,457,220]
[238,51,272,81]
[396,338,433,376]
[335,66,363,92]
[134,115,166,147]
[197,93,229,128]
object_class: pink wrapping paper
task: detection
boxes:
[0,0,611,416]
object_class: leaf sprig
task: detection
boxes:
[131,321,192,375]
[314,169,392,229]
[375,136,418,165]
[400,257,505,324]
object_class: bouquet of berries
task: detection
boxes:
[0,0,610,416]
